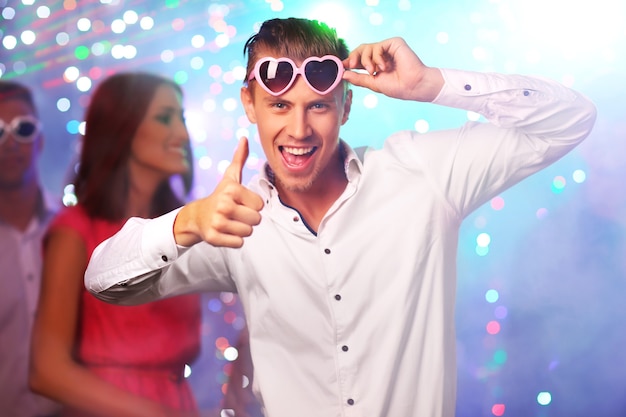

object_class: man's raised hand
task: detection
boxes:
[174,137,264,248]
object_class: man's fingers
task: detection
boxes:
[224,136,249,184]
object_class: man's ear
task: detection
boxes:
[341,89,353,125]
[240,86,257,124]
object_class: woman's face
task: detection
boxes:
[128,84,190,184]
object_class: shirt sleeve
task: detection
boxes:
[85,207,236,305]
[386,68,597,216]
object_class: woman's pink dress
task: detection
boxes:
[48,205,201,415]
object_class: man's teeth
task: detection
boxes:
[283,146,313,155]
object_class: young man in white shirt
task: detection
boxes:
[0,81,61,417]
[85,17,596,417]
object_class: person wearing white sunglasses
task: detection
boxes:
[85,17,597,417]
[0,81,61,417]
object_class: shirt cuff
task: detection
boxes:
[141,207,188,270]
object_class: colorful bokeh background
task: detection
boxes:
[2,0,626,416]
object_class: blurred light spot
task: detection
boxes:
[63,0,77,11]
[536,207,549,219]
[469,12,483,24]
[161,49,175,63]
[91,42,107,56]
[369,12,384,26]
[184,364,192,378]
[2,35,18,49]
[207,298,222,312]
[76,76,92,92]
[572,169,586,183]
[493,349,507,365]
[2,7,16,19]
[222,71,237,84]
[473,215,487,228]
[551,175,566,193]
[436,31,449,44]
[494,305,508,319]
[477,232,491,247]
[486,320,501,335]
[232,65,246,81]
[475,245,489,256]
[92,20,105,33]
[215,33,230,48]
[537,391,552,406]
[20,30,36,45]
[174,70,188,84]
[56,32,70,46]
[220,292,235,304]
[57,98,71,112]
[13,61,26,74]
[485,289,499,303]
[209,65,223,78]
[215,336,229,350]
[363,93,378,109]
[270,0,284,12]
[490,196,505,210]
[236,128,250,141]
[111,18,126,34]
[491,404,505,416]
[172,17,185,31]
[88,66,103,80]
[548,359,559,371]
[467,111,481,121]
[191,34,206,48]
[224,346,239,361]
[123,45,137,59]
[414,119,429,133]
[223,310,237,324]
[198,155,213,170]
[111,44,126,59]
[77,17,91,31]
[472,46,488,61]
[74,45,90,60]
[203,98,217,112]
[398,0,411,11]
[66,120,81,134]
[222,98,238,112]
[140,16,154,30]
[123,10,138,24]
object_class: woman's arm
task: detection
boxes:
[29,227,195,417]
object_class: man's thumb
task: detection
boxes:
[225,136,249,183]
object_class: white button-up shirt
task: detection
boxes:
[85,69,596,417]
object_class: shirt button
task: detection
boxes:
[523,90,530,96]
[324,248,331,254]
[464,84,472,91]
[292,216,299,222]
[347,399,355,405]
[342,345,349,352]
[161,255,168,262]
[334,294,341,301]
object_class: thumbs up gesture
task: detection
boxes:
[174,137,264,248]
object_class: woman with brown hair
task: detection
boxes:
[30,72,201,417]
